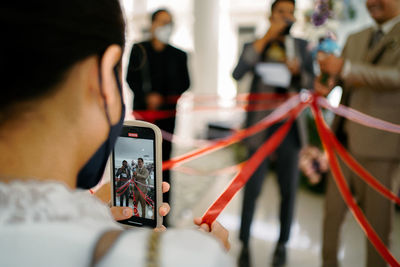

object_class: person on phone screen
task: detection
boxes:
[232,0,314,266]
[0,1,232,266]
[133,157,150,218]
[116,160,131,207]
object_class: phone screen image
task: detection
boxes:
[112,125,157,227]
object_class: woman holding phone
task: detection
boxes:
[0,1,231,266]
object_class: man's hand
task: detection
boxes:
[268,17,291,40]
[153,182,171,232]
[299,146,329,184]
[194,217,231,251]
[318,53,344,77]
[254,17,293,53]
[314,75,336,96]
[93,182,171,226]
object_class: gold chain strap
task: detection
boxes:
[146,231,162,267]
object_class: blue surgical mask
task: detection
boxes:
[76,67,125,189]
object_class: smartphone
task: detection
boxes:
[110,120,163,228]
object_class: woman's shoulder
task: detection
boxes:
[0,215,124,266]
[0,180,116,225]
[104,228,234,267]
[0,181,233,266]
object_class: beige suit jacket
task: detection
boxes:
[333,21,400,160]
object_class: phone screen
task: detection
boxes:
[112,125,157,228]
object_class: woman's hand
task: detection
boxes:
[193,217,231,251]
[318,53,344,77]
[154,182,171,232]
[93,182,171,227]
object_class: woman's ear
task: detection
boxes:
[100,44,123,125]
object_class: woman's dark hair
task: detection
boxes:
[151,8,171,22]
[271,0,295,12]
[0,0,125,118]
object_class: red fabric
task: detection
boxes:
[162,94,303,171]
[201,115,296,226]
[311,101,400,267]
[324,123,400,205]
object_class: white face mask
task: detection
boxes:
[154,24,172,44]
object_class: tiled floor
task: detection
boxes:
[168,96,400,267]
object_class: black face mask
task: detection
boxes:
[281,20,293,36]
[76,67,125,189]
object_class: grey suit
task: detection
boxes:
[134,167,150,218]
[233,37,314,247]
[323,20,400,267]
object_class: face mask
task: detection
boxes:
[76,67,125,189]
[281,19,294,36]
[154,24,172,44]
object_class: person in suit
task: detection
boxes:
[133,157,150,218]
[314,0,400,266]
[232,0,314,266]
[126,9,190,226]
[116,160,131,207]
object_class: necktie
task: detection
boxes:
[369,29,384,48]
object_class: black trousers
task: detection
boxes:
[239,122,300,246]
[118,182,130,207]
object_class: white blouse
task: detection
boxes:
[0,181,233,267]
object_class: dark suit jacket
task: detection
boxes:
[232,37,314,150]
[126,41,190,111]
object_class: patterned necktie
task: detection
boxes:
[369,28,384,48]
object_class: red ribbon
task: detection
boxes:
[324,124,400,206]
[163,94,303,171]
[133,102,283,122]
[174,162,245,176]
[133,110,176,123]
[132,188,139,217]
[116,179,131,194]
[201,114,298,226]
[180,92,290,103]
[126,90,400,266]
[311,100,400,267]
[133,92,291,123]
[318,96,400,134]
[132,181,154,208]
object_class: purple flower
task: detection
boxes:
[312,12,328,26]
[312,0,332,26]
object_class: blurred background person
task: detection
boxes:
[126,8,190,226]
[232,0,314,266]
[314,0,400,266]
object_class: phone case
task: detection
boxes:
[110,120,163,228]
